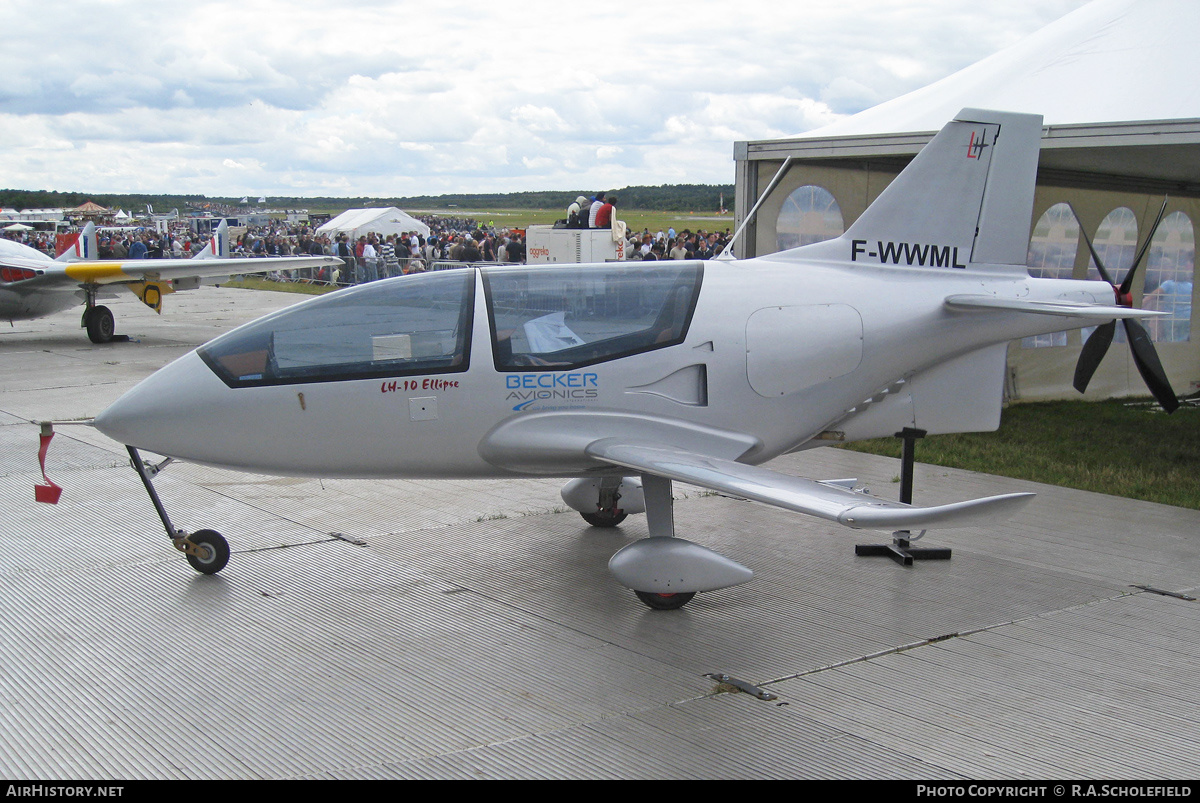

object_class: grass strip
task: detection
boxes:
[841,398,1200,510]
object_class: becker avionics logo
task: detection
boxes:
[506,372,599,410]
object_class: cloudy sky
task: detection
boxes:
[0,0,1091,198]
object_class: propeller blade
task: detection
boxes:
[1069,203,1115,286]
[1069,200,1176,411]
[1073,321,1116,393]
[1122,318,1179,413]
[1119,197,1169,297]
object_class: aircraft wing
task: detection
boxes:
[584,439,1034,530]
[945,294,1166,319]
[55,254,341,287]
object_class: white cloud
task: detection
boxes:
[0,0,1092,196]
[510,105,570,133]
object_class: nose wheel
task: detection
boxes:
[181,529,230,575]
[127,445,231,575]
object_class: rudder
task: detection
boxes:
[191,220,229,261]
[55,222,96,262]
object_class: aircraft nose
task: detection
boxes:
[94,350,227,457]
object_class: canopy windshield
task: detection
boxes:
[199,270,473,388]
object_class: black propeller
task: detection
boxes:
[1070,199,1179,413]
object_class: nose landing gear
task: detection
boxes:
[127,445,229,575]
[179,528,230,575]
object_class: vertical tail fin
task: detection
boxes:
[191,220,229,260]
[776,108,1042,271]
[55,222,97,262]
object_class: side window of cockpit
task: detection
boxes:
[200,270,474,387]
[483,263,702,371]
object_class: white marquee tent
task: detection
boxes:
[733,0,1200,404]
[800,0,1200,139]
[316,207,430,240]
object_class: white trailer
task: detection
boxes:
[526,225,627,263]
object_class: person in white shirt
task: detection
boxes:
[588,192,606,228]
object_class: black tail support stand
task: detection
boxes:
[854,427,952,566]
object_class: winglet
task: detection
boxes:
[837,492,1034,530]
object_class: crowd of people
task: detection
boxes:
[0,228,59,256]
[1,213,522,285]
[228,214,531,284]
[629,226,731,261]
[3,200,735,287]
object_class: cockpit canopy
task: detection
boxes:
[484,262,701,370]
[199,263,702,388]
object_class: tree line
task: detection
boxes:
[0,183,733,215]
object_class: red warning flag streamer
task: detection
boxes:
[35,423,62,504]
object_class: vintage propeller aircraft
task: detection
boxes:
[47,108,1177,610]
[1,220,340,343]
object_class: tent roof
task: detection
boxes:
[801,0,1200,138]
[742,0,1200,196]
[316,207,429,238]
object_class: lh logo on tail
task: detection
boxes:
[967,130,990,160]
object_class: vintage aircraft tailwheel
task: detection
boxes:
[184,529,230,575]
[85,306,116,344]
[634,590,696,610]
[581,510,628,527]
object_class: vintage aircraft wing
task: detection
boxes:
[54,253,339,287]
[5,234,338,291]
[37,220,340,288]
[584,439,1034,531]
[3,221,341,339]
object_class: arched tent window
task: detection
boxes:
[1143,211,1194,343]
[1084,207,1139,344]
[1023,202,1079,348]
[1088,207,1139,281]
[776,185,843,252]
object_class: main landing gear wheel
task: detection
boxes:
[183,529,230,575]
[581,510,628,527]
[634,590,696,610]
[85,305,115,344]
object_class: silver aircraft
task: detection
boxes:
[75,109,1176,609]
[2,220,340,342]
